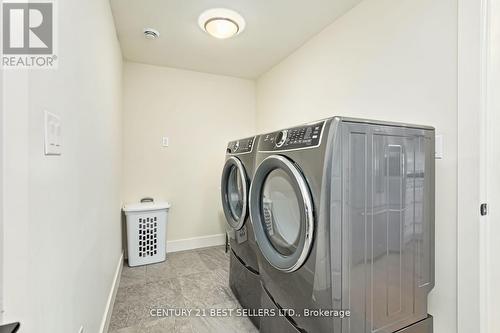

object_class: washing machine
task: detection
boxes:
[221,136,260,328]
[249,117,435,333]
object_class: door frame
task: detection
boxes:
[457,0,490,332]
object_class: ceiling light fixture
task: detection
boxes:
[198,8,245,39]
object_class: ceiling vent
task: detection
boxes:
[143,28,160,40]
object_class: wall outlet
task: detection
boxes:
[162,136,169,147]
[435,134,443,159]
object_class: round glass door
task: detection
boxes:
[250,155,314,272]
[221,157,248,230]
[262,169,301,255]
[227,165,245,220]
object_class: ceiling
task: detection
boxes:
[110,0,362,79]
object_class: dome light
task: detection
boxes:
[198,8,245,39]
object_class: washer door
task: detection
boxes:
[221,157,248,230]
[250,155,314,272]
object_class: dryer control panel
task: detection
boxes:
[226,136,255,154]
[259,121,325,151]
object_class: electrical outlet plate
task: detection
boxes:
[162,136,169,147]
[435,134,443,159]
[44,111,61,155]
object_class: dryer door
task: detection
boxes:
[221,156,248,230]
[250,155,314,272]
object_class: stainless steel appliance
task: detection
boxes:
[249,117,435,333]
[221,136,261,328]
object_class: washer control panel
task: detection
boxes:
[226,136,255,154]
[260,121,325,151]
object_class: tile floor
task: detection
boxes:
[108,246,258,333]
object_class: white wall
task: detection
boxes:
[256,0,457,332]
[1,0,123,332]
[122,62,255,243]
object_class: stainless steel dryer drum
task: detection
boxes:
[249,117,435,333]
[221,136,261,328]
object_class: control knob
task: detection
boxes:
[275,130,288,148]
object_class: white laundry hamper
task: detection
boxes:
[123,198,171,267]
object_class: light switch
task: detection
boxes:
[435,134,443,159]
[162,137,169,147]
[44,111,61,155]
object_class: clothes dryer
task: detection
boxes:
[250,118,435,333]
[221,136,261,328]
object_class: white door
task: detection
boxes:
[458,1,500,331]
[484,1,500,331]
[0,61,3,323]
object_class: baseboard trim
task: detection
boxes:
[166,233,225,253]
[100,251,123,333]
